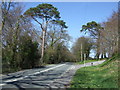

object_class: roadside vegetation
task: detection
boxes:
[2,1,119,83]
[70,55,119,88]
[2,2,75,73]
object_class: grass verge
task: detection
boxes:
[70,57,119,88]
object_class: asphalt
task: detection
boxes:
[1,62,73,89]
[0,60,105,89]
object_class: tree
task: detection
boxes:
[2,2,41,73]
[2,2,25,71]
[80,21,103,59]
[118,8,120,56]
[81,11,119,59]
[44,42,75,64]
[1,1,14,32]
[19,34,40,69]
[47,20,69,49]
[100,11,119,57]
[43,19,72,64]
[24,3,61,65]
[72,37,93,61]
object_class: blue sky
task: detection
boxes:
[23,2,118,57]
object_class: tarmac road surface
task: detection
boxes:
[0,60,105,89]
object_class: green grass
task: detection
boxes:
[70,57,119,88]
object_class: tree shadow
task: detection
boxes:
[2,63,75,89]
[2,71,70,89]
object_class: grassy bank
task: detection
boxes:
[70,56,119,88]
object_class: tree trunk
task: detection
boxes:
[81,44,83,61]
[95,53,100,59]
[117,35,120,56]
[101,53,104,59]
[103,53,107,58]
[40,30,45,65]
[51,36,54,49]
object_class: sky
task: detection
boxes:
[23,2,118,57]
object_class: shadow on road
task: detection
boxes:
[2,69,71,89]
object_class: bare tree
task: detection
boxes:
[47,20,70,49]
[100,11,118,57]
[72,37,93,61]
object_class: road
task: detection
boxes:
[0,60,105,89]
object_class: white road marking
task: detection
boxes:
[0,63,66,86]
[0,84,6,86]
[0,60,106,87]
[59,65,73,77]
[4,77,24,83]
[70,65,75,70]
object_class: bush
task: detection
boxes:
[43,43,76,64]
[2,35,40,73]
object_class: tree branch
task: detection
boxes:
[31,16,44,31]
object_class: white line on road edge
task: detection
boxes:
[50,64,73,86]
[0,64,66,86]
[59,65,73,78]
